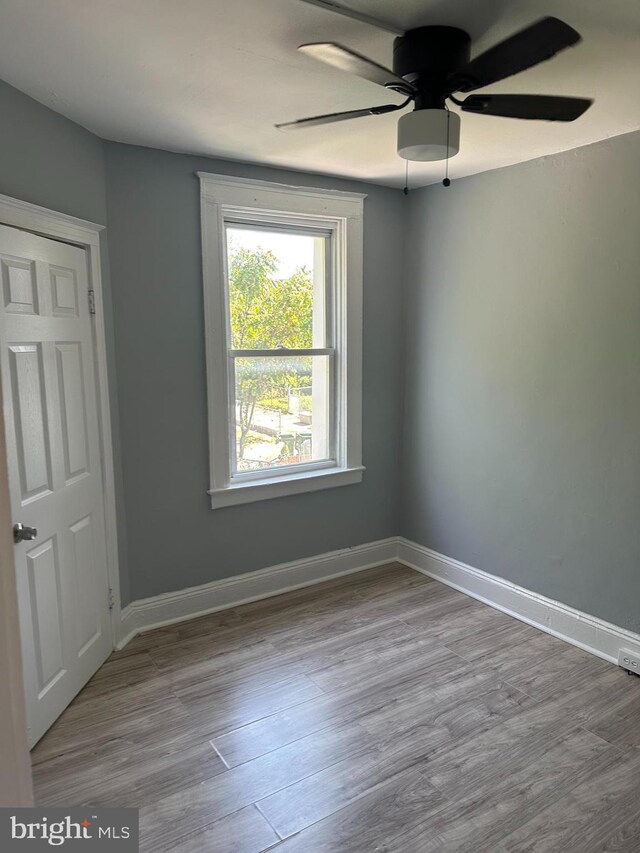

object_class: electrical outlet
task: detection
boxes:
[618,649,640,674]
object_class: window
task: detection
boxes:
[199,173,365,508]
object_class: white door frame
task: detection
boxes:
[0,192,121,644]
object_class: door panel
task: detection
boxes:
[56,342,90,483]
[0,223,112,746]
[9,344,53,501]
[69,514,100,654]
[2,256,39,315]
[50,267,79,318]
[26,536,65,695]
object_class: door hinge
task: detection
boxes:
[108,587,115,611]
[88,289,96,315]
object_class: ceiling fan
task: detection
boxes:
[276,17,593,162]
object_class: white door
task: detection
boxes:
[0,223,112,747]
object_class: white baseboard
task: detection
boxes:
[397,537,640,665]
[118,535,640,667]
[117,537,398,648]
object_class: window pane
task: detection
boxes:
[226,226,327,349]
[232,355,331,473]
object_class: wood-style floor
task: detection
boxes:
[32,563,640,852]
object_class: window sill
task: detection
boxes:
[208,465,365,509]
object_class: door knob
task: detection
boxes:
[13,523,38,543]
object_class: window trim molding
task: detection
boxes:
[198,172,366,509]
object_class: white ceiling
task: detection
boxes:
[0,0,638,187]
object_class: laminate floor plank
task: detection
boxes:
[268,769,446,853]
[443,616,542,663]
[37,674,175,733]
[417,727,620,853]
[32,694,191,764]
[463,629,572,680]
[226,566,414,634]
[358,666,535,748]
[406,599,538,653]
[304,629,451,693]
[211,645,467,768]
[255,745,405,839]
[31,562,640,853]
[138,721,374,851]
[419,692,613,802]
[150,636,283,684]
[398,587,495,632]
[72,651,161,702]
[162,806,279,853]
[31,724,228,813]
[148,594,415,677]
[108,626,180,658]
[576,676,640,752]
[494,749,640,853]
[345,579,475,630]
[596,813,640,853]
[494,643,613,702]
[176,674,327,738]
[373,728,618,852]
[164,618,418,698]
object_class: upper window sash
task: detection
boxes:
[223,220,334,353]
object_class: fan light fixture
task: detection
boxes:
[397,109,460,161]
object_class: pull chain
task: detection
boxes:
[443,107,451,187]
[403,108,451,193]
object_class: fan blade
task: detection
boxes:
[275,103,402,130]
[448,17,581,94]
[299,43,413,92]
[296,0,403,35]
[459,94,592,121]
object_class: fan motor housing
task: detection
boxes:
[394,26,471,108]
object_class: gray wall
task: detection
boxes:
[402,131,640,632]
[0,80,130,604]
[0,79,105,222]
[105,143,405,603]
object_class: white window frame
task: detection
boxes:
[198,172,365,509]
